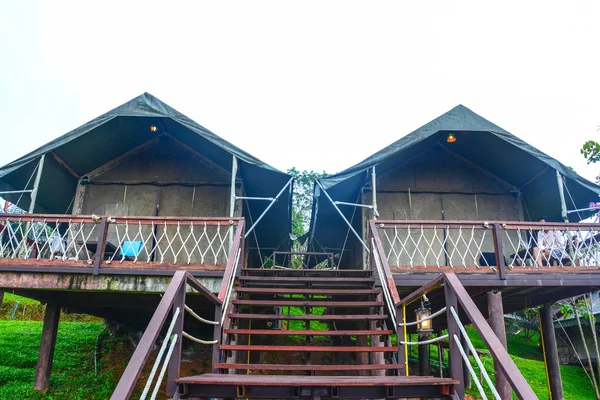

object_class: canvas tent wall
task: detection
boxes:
[0,93,293,259]
[309,105,600,268]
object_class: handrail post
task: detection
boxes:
[167,279,186,396]
[444,278,464,398]
[492,223,507,280]
[93,217,109,275]
[212,304,223,373]
[395,303,407,376]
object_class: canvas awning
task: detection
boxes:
[310,104,600,254]
[0,92,292,251]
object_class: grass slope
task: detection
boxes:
[0,321,116,400]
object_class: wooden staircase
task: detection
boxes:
[175,268,458,399]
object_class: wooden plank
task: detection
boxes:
[34,302,61,391]
[85,136,161,179]
[176,373,459,386]
[397,274,444,306]
[239,276,374,282]
[232,300,383,307]
[219,345,396,352]
[229,313,387,321]
[242,268,371,274]
[234,287,380,295]
[444,273,538,400]
[215,363,401,371]
[224,329,394,336]
[185,273,221,305]
[50,152,79,179]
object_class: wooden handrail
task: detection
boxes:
[443,272,538,400]
[395,273,444,307]
[369,222,401,305]
[374,219,600,230]
[218,220,245,301]
[0,213,242,225]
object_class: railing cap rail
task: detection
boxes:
[372,219,600,229]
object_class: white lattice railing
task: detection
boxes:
[0,213,241,268]
[374,220,600,271]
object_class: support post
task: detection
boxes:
[34,302,60,391]
[167,284,186,396]
[540,304,564,400]
[92,218,109,275]
[556,170,568,223]
[229,156,238,251]
[395,304,407,376]
[28,155,45,214]
[492,224,507,280]
[418,334,430,376]
[212,305,223,373]
[444,284,464,399]
[356,334,369,376]
[371,166,378,220]
[487,290,512,400]
[0,290,4,308]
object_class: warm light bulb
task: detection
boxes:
[447,133,457,143]
[150,125,158,132]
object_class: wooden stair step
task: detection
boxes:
[239,276,374,282]
[214,363,401,371]
[235,287,380,295]
[242,268,371,275]
[220,345,396,352]
[232,300,383,307]
[224,329,393,336]
[229,313,387,321]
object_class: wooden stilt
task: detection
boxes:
[487,290,512,400]
[34,303,61,391]
[418,334,430,376]
[444,285,464,398]
[540,304,565,400]
[0,290,4,308]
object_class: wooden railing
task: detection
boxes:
[371,219,600,278]
[111,222,244,399]
[395,273,537,399]
[0,213,243,274]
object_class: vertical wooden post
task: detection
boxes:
[487,290,512,400]
[370,293,385,376]
[92,218,109,275]
[167,284,186,396]
[540,304,564,400]
[444,282,464,399]
[0,290,4,308]
[28,155,46,214]
[418,334,430,376]
[357,333,369,376]
[34,302,60,391]
[492,224,507,280]
[212,305,223,373]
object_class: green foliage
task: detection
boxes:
[287,168,328,231]
[582,139,600,165]
[0,321,117,399]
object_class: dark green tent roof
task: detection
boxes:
[0,92,292,250]
[310,104,600,253]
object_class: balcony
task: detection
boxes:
[369,220,600,278]
[0,213,244,275]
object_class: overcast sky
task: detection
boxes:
[1,1,599,182]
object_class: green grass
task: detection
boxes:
[3,293,40,306]
[0,321,117,399]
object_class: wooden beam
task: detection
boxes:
[34,302,61,391]
[396,273,444,307]
[487,290,512,400]
[540,304,565,400]
[520,166,549,190]
[50,152,79,179]
[164,133,231,180]
[444,280,464,398]
[438,143,518,190]
[84,136,162,179]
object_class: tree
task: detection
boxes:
[581,127,600,182]
[287,168,328,234]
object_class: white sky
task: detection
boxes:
[1,1,599,182]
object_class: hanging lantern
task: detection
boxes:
[150,124,158,132]
[415,297,433,334]
[446,133,457,143]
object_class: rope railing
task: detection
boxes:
[398,334,449,346]
[184,305,218,325]
[450,305,501,400]
[397,307,446,327]
[140,307,181,400]
[182,331,218,345]
[454,334,493,400]
[149,334,179,400]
